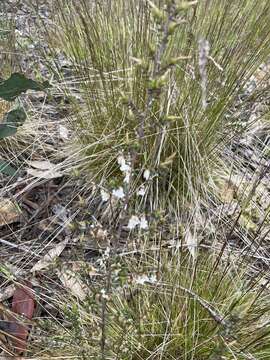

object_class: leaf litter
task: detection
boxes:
[30,239,68,273]
[26,160,63,179]
[0,199,21,227]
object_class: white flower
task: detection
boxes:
[134,274,157,285]
[143,169,150,180]
[117,155,132,184]
[104,246,110,258]
[137,185,146,196]
[127,215,148,230]
[100,288,109,300]
[101,189,110,202]
[112,186,125,199]
[117,155,131,173]
[127,215,140,230]
[139,215,148,230]
[124,172,131,184]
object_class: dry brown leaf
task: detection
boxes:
[0,199,21,227]
[27,160,62,179]
[27,168,62,179]
[30,240,68,273]
[8,282,35,354]
[27,160,54,170]
[57,268,88,301]
[219,180,237,203]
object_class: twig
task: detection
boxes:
[0,238,37,256]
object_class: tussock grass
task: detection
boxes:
[42,0,270,210]
[1,1,269,359]
[34,248,270,359]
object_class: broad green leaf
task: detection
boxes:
[0,108,27,139]
[0,73,51,102]
[0,160,17,176]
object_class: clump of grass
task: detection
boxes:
[34,247,270,359]
[42,0,270,209]
[12,2,270,359]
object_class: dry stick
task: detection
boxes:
[100,257,112,360]
[0,238,37,256]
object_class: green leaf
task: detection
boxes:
[0,160,17,176]
[0,73,51,102]
[0,108,27,139]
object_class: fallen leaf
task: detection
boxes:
[26,160,63,179]
[7,282,35,354]
[57,268,87,301]
[31,239,68,272]
[219,180,237,203]
[27,169,62,181]
[27,168,63,179]
[11,283,35,320]
[27,160,55,170]
[0,198,21,226]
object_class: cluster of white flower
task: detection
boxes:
[100,153,151,231]
[133,273,157,285]
[117,155,132,184]
[127,215,148,230]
